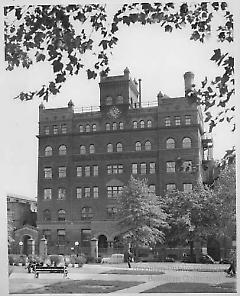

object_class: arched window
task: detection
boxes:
[116,142,123,152]
[45,146,52,157]
[58,209,66,221]
[112,122,117,130]
[166,138,175,149]
[119,122,124,130]
[85,124,90,132]
[92,124,96,132]
[106,123,111,131]
[133,121,138,129]
[147,120,152,128]
[106,96,112,105]
[135,141,141,151]
[79,125,84,133]
[43,209,51,221]
[81,207,93,220]
[80,145,86,155]
[145,141,152,151]
[89,144,95,154]
[182,137,192,148]
[140,120,145,128]
[59,145,67,155]
[107,143,113,153]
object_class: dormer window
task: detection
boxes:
[106,96,112,105]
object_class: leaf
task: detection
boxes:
[210,49,221,62]
[87,69,97,79]
[165,25,172,32]
[52,59,63,73]
[36,53,45,62]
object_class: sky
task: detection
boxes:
[1,2,236,198]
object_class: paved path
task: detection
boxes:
[9,263,236,295]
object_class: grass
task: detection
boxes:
[15,279,144,294]
[142,281,237,293]
[102,269,165,275]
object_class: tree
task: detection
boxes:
[4,2,234,132]
[8,215,14,248]
[117,176,168,255]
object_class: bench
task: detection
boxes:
[34,265,68,278]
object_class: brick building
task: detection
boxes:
[37,68,214,255]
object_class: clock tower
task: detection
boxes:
[99,67,139,117]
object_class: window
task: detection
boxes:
[107,207,117,218]
[44,189,52,200]
[89,144,95,154]
[79,125,84,133]
[119,122,124,130]
[106,96,112,105]
[93,187,99,199]
[175,116,181,126]
[43,209,51,221]
[84,187,91,198]
[149,162,156,174]
[107,186,123,198]
[166,161,176,173]
[53,125,58,134]
[57,229,66,245]
[166,138,175,149]
[42,229,51,241]
[107,164,123,175]
[59,145,67,155]
[85,166,90,177]
[58,209,66,221]
[116,95,123,104]
[183,183,193,192]
[85,124,90,132]
[44,146,52,157]
[135,142,141,151]
[165,117,171,127]
[116,142,123,152]
[182,137,192,148]
[59,167,66,178]
[185,115,191,125]
[76,188,82,199]
[147,120,152,128]
[140,163,147,175]
[149,184,156,193]
[81,229,91,247]
[92,124,97,132]
[45,126,50,135]
[76,166,82,177]
[58,188,66,200]
[140,120,145,128]
[106,123,110,131]
[107,143,113,152]
[44,168,52,179]
[145,141,152,151]
[80,145,86,155]
[61,124,67,134]
[93,165,98,176]
[132,163,138,174]
[182,161,192,172]
[166,184,176,191]
[133,121,138,129]
[112,122,117,130]
[81,207,93,220]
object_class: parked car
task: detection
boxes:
[164,256,175,262]
[199,254,215,264]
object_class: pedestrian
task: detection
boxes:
[127,250,132,268]
[224,250,236,277]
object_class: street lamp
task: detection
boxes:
[19,241,23,255]
[74,241,79,256]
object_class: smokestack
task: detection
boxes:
[138,79,142,107]
[184,72,194,94]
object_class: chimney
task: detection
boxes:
[184,71,194,94]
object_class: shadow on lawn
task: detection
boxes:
[142,281,237,293]
[14,280,144,294]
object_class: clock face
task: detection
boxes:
[109,106,121,118]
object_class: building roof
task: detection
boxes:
[7,193,37,203]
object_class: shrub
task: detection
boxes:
[64,256,71,266]
[8,255,14,266]
[75,254,87,266]
[49,255,65,266]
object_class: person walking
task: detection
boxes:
[127,250,132,268]
[224,250,236,277]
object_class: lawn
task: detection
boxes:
[142,282,237,293]
[14,279,144,294]
[102,269,165,275]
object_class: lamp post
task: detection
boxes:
[19,241,23,255]
[74,241,79,256]
[189,225,195,262]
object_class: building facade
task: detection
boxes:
[37,68,213,255]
